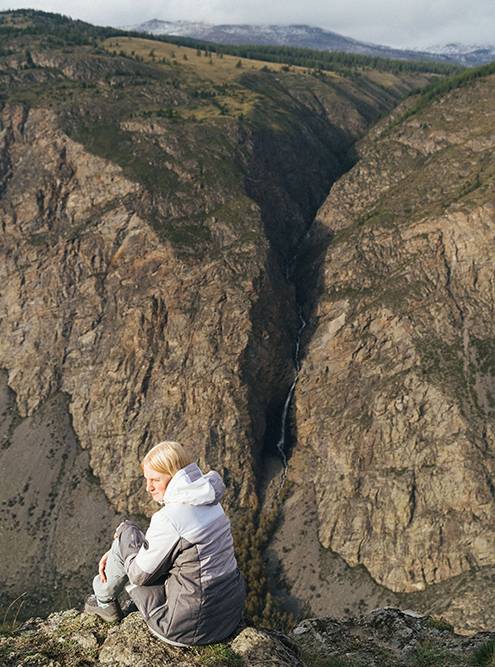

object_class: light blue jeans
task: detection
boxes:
[92,538,129,604]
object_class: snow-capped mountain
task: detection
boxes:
[417,42,495,66]
[122,20,443,63]
[123,20,495,66]
[123,19,213,38]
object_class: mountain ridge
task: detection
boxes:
[124,18,495,66]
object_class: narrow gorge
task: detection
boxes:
[1,10,494,639]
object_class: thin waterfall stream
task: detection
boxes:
[274,311,306,494]
[273,234,313,495]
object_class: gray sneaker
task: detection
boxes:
[84,594,123,622]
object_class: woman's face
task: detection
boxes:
[143,463,172,502]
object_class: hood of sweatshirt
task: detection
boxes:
[162,462,225,505]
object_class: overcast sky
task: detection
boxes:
[1,0,494,49]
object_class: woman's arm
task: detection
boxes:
[117,514,181,586]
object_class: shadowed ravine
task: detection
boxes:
[0,78,400,621]
[3,9,471,630]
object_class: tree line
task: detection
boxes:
[1,8,463,77]
[398,59,495,124]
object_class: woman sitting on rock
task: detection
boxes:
[84,440,246,646]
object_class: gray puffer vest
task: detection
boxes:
[116,463,246,646]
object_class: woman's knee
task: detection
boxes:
[110,537,124,563]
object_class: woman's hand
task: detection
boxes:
[98,551,110,583]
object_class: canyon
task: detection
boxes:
[0,10,494,635]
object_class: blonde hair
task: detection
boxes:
[141,440,193,477]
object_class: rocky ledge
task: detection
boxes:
[1,607,494,667]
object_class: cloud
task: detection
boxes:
[1,0,494,48]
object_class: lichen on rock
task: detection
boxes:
[1,607,494,666]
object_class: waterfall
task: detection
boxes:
[274,312,306,492]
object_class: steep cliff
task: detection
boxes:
[0,11,431,620]
[270,70,495,632]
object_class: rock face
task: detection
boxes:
[0,11,426,618]
[275,73,495,631]
[0,102,261,515]
[0,60,411,517]
[0,371,121,618]
[1,607,494,666]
